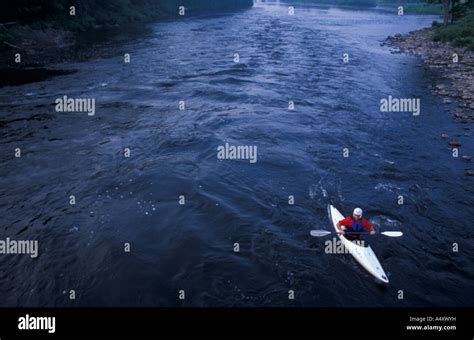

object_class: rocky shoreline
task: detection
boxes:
[385,28,473,176]
[386,28,474,123]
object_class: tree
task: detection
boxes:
[428,0,472,25]
[428,0,453,25]
[452,0,474,21]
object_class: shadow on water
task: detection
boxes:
[0,68,77,87]
[0,24,153,88]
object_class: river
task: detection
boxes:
[0,2,473,307]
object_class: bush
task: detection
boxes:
[433,12,474,50]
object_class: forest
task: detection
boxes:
[0,0,254,29]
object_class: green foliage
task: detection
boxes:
[0,27,17,43]
[433,12,474,50]
[452,0,474,20]
[0,0,253,31]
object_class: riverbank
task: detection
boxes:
[386,28,474,121]
[0,23,153,68]
[0,24,153,86]
[0,0,253,84]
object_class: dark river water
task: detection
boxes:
[1,2,473,307]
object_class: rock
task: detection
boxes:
[466,169,474,176]
[388,29,474,123]
[449,140,462,147]
[441,133,449,138]
[462,155,472,161]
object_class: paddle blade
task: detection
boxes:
[381,231,403,237]
[310,230,331,237]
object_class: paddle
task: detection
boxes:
[310,230,403,237]
[310,230,332,237]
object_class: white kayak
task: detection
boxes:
[329,205,389,284]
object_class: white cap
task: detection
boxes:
[353,208,363,217]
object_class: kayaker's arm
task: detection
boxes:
[363,219,376,235]
[336,219,346,234]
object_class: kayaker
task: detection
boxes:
[336,208,375,240]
